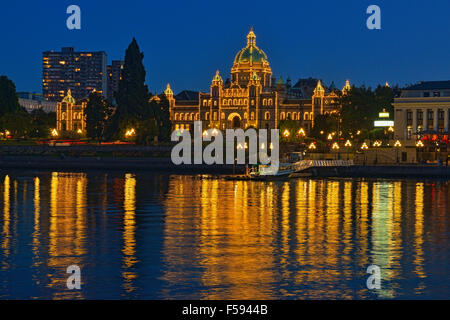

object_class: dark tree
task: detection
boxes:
[0,75,22,117]
[112,38,150,138]
[153,94,171,143]
[29,109,56,138]
[86,91,111,142]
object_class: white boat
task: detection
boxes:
[248,163,294,180]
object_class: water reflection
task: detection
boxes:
[0,172,448,299]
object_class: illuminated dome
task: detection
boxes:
[62,89,76,104]
[234,30,269,65]
[231,28,272,87]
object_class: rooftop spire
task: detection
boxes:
[247,27,256,46]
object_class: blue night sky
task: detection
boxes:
[1,0,449,95]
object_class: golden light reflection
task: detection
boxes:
[122,173,138,293]
[48,172,87,299]
[2,175,11,258]
[414,182,426,293]
[32,177,41,268]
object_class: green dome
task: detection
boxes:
[233,28,269,65]
[62,89,76,104]
[234,46,268,64]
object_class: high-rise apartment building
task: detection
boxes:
[42,47,107,102]
[107,60,124,103]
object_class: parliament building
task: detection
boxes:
[163,28,351,133]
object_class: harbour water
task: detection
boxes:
[0,170,448,299]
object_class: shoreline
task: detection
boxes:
[0,155,449,178]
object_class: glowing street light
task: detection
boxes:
[416,140,424,148]
[344,140,352,147]
[394,140,402,147]
[125,128,136,138]
[298,128,306,136]
[332,142,340,150]
[309,142,317,150]
[283,129,290,138]
[373,140,382,147]
[361,142,369,150]
[51,129,58,137]
[327,133,333,140]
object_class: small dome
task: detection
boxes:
[212,70,223,83]
[62,89,76,104]
[164,84,173,96]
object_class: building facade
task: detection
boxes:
[56,90,86,133]
[107,60,124,103]
[43,47,107,102]
[393,81,450,143]
[18,92,57,113]
[163,29,347,133]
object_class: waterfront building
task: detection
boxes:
[56,90,86,133]
[393,81,450,144]
[43,47,107,102]
[107,60,124,104]
[160,28,348,133]
[18,92,57,113]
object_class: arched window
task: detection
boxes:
[180,113,184,121]
[203,100,208,107]
[174,113,179,121]
[244,99,248,105]
[251,112,255,120]
[280,112,285,120]
[304,112,309,120]
[297,112,301,120]
[213,112,217,121]
[190,113,194,121]
[265,112,270,120]
[263,99,267,106]
[244,112,248,120]
[287,112,291,120]
[310,113,314,120]
[268,99,273,106]
[228,99,232,105]
[208,100,212,106]
[221,112,225,120]
[195,113,199,120]
[205,112,210,120]
[292,113,296,120]
[233,99,237,105]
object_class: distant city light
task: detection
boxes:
[374,120,394,127]
[125,128,136,138]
